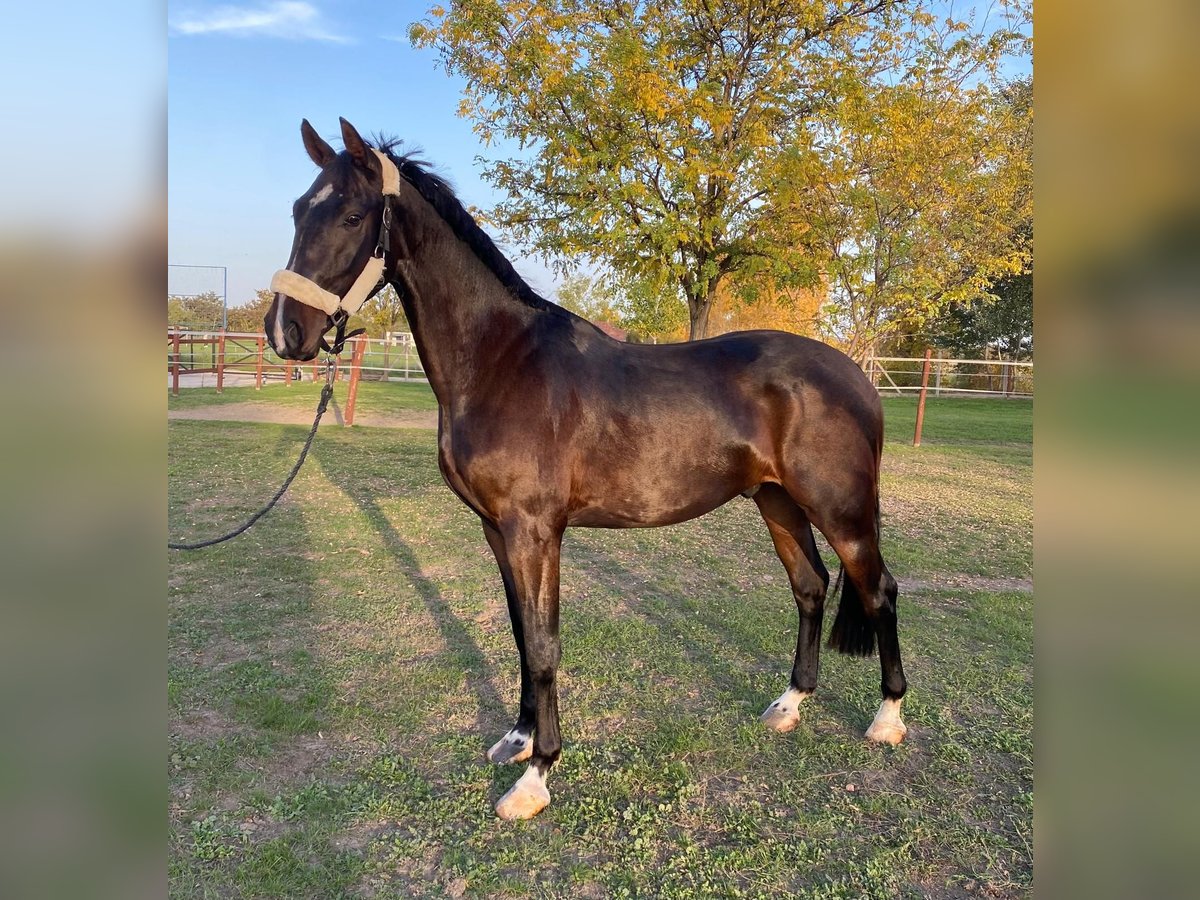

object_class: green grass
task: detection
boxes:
[168,380,439,415]
[169,393,1032,899]
[169,381,1030,446]
[879,396,1032,446]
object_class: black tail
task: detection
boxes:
[826,566,876,656]
[826,487,883,657]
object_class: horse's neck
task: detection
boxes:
[393,227,538,405]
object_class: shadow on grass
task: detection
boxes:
[563,533,884,739]
[313,455,511,754]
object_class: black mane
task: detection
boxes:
[370,137,551,311]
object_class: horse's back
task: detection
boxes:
[580,327,882,448]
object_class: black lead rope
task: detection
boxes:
[168,363,337,551]
[172,192,394,550]
[319,311,366,355]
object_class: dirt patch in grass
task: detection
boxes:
[330,822,393,853]
[236,733,358,796]
[171,706,243,742]
[905,575,1033,594]
[168,403,437,429]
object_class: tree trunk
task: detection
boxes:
[687,298,712,341]
[685,272,722,341]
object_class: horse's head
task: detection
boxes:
[266,118,393,360]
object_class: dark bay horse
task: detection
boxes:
[266,118,908,820]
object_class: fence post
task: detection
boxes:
[913,348,933,447]
[344,335,368,427]
[255,334,264,389]
[216,330,226,392]
[171,330,181,396]
[285,356,293,387]
[934,349,943,397]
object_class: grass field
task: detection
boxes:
[168,388,1032,898]
[168,380,440,416]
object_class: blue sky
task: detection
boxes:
[169,1,558,307]
[169,1,1030,309]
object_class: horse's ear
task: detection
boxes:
[300,119,336,168]
[339,117,374,172]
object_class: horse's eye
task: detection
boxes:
[345,214,362,227]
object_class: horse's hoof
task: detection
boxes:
[759,688,809,733]
[865,698,907,746]
[760,703,800,733]
[865,721,907,745]
[495,766,550,820]
[487,730,533,765]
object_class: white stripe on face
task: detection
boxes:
[273,248,297,349]
[272,294,288,350]
[309,184,334,207]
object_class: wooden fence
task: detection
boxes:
[167,329,422,426]
[169,331,1030,437]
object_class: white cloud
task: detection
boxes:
[170,2,349,42]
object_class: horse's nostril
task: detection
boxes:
[284,320,302,347]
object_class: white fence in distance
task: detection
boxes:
[167,329,428,386]
[166,330,1031,399]
[865,354,1032,398]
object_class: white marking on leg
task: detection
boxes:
[495,764,550,820]
[865,697,907,745]
[487,728,532,764]
[760,686,811,733]
[308,184,334,207]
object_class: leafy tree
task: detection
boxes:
[810,60,1032,361]
[412,1,1030,344]
[933,248,1033,359]
[611,270,692,342]
[412,1,910,340]
[555,273,623,325]
[868,77,1033,362]
[934,78,1034,362]
[167,291,224,329]
[351,284,409,339]
[709,280,823,337]
[226,289,275,333]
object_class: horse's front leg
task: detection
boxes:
[481,521,534,765]
[491,517,564,820]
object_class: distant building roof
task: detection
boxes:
[594,321,628,341]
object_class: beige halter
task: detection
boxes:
[270,149,401,316]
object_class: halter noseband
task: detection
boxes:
[269,149,401,324]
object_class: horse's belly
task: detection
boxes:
[567,478,746,528]
[568,435,767,528]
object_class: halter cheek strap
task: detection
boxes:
[270,149,400,317]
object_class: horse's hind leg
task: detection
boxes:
[753,485,830,733]
[822,519,909,746]
[862,562,908,746]
[481,521,534,765]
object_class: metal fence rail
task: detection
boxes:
[168,331,1032,434]
[865,353,1033,398]
[167,329,428,387]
